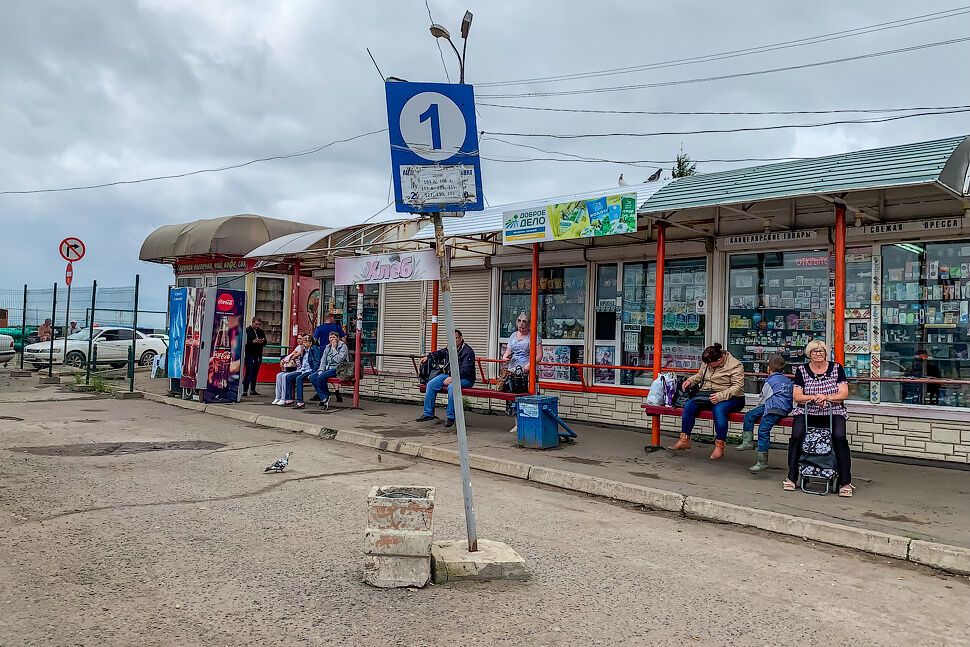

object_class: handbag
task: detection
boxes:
[673,368,705,407]
[691,390,715,407]
[335,361,354,380]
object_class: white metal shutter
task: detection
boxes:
[381,281,427,374]
[426,269,491,377]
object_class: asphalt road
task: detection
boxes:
[0,392,968,646]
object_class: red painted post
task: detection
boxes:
[430,280,439,351]
[650,222,668,449]
[289,259,301,350]
[834,205,847,366]
[529,243,540,394]
[353,283,364,408]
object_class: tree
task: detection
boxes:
[672,152,698,178]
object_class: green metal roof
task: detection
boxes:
[640,135,970,214]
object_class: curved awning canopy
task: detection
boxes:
[139,214,324,264]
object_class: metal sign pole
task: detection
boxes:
[62,280,72,362]
[19,284,27,371]
[47,283,57,379]
[432,213,478,552]
[86,281,97,385]
[130,274,139,392]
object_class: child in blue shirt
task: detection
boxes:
[739,355,793,473]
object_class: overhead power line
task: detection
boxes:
[0,128,388,196]
[479,36,970,99]
[483,107,970,139]
[479,103,970,117]
[476,5,970,88]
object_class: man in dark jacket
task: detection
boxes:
[243,318,267,396]
[415,330,476,428]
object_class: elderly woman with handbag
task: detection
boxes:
[670,343,746,460]
[272,340,305,405]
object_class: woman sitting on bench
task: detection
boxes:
[670,343,745,460]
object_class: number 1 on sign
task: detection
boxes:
[419,103,441,151]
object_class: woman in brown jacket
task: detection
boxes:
[671,343,746,460]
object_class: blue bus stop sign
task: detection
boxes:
[385,81,484,214]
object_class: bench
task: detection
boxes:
[641,404,793,427]
[418,382,519,402]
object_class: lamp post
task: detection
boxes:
[428,10,478,552]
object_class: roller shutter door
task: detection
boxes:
[426,270,491,375]
[381,282,427,374]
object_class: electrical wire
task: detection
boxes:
[478,103,970,117]
[476,5,970,88]
[0,128,388,196]
[425,0,452,83]
[479,36,970,99]
[483,107,970,139]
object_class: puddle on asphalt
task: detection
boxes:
[9,441,226,457]
[0,416,24,422]
[559,456,605,466]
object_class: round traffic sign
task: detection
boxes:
[65,262,74,286]
[399,92,467,162]
[59,237,86,262]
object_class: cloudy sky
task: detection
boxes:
[2,0,969,312]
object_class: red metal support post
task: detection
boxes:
[649,222,668,450]
[430,280,439,351]
[834,205,847,366]
[353,283,364,408]
[289,259,301,350]
[529,243,540,394]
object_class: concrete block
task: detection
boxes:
[168,398,207,412]
[528,466,684,513]
[69,384,96,392]
[899,420,932,433]
[432,539,529,584]
[416,445,460,466]
[363,555,430,588]
[334,429,388,449]
[909,540,970,575]
[363,529,433,557]
[8,370,32,377]
[206,405,259,424]
[367,486,435,532]
[113,390,144,400]
[253,415,322,436]
[467,453,532,480]
[683,497,910,560]
[931,428,961,444]
[38,376,62,384]
[923,442,954,455]
[872,415,897,424]
[855,422,883,433]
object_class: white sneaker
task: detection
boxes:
[271,399,279,405]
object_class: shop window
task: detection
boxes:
[343,284,380,364]
[176,276,202,288]
[500,267,586,382]
[593,265,619,384]
[727,250,829,394]
[880,241,970,408]
[619,259,707,387]
[254,276,285,349]
[219,274,247,291]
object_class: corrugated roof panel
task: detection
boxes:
[641,136,969,213]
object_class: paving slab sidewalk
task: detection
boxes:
[136,378,970,555]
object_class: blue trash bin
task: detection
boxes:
[515,395,577,449]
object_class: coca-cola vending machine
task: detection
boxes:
[200,288,246,403]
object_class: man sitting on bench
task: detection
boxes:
[415,330,475,428]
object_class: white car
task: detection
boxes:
[23,326,167,370]
[0,334,14,366]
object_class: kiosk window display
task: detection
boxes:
[844,248,873,402]
[727,250,830,393]
[254,276,285,348]
[500,267,586,382]
[341,284,380,362]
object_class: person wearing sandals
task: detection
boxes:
[281,335,320,409]
[272,342,304,405]
[309,331,348,409]
[785,339,855,497]
[670,343,745,460]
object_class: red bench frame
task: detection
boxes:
[641,404,793,427]
[418,382,518,402]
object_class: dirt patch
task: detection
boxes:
[560,456,605,466]
[73,419,103,424]
[863,511,927,525]
[9,441,226,457]
[80,409,106,412]
[0,416,25,421]
[627,471,662,480]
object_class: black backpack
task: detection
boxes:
[418,355,444,385]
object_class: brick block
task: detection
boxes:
[931,428,961,444]
[363,555,430,588]
[367,486,435,532]
[364,529,432,557]
[923,442,954,455]
[898,420,932,433]
[855,422,884,433]
[872,415,898,424]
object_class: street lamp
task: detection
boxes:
[429,11,472,83]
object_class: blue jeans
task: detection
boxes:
[742,404,786,452]
[309,369,338,399]
[681,395,745,441]
[424,373,473,420]
[284,369,312,402]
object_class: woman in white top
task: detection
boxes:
[500,312,543,392]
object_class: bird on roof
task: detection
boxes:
[618,173,630,186]
[644,168,662,182]
[264,451,293,473]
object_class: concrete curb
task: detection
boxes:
[141,393,970,575]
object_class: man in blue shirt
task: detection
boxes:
[311,313,346,401]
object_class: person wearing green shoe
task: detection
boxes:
[739,355,793,473]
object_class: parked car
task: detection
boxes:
[0,334,14,366]
[22,326,167,370]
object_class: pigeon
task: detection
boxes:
[644,168,662,182]
[264,451,293,473]
[618,173,630,186]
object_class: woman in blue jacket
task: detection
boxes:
[739,355,793,473]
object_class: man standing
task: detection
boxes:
[416,330,476,428]
[243,317,267,396]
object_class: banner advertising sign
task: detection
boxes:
[167,288,187,380]
[180,287,205,390]
[503,193,638,245]
[201,288,246,404]
[335,249,441,286]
